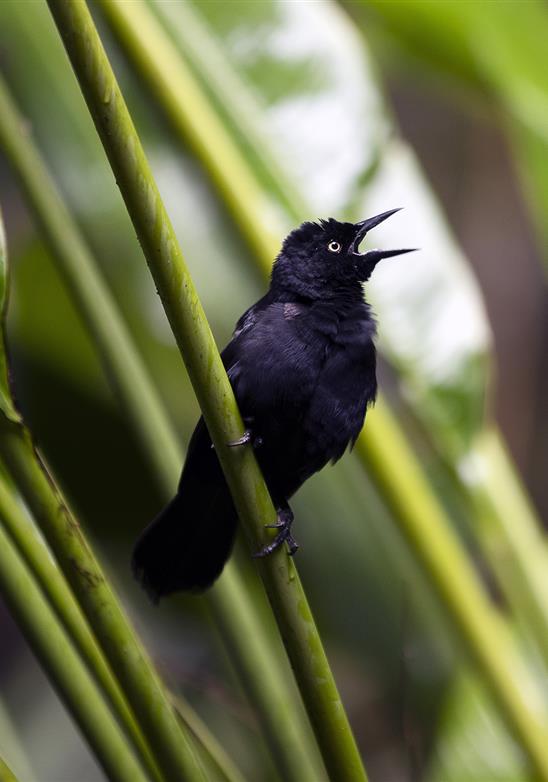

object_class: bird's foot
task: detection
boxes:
[227,429,263,448]
[253,508,299,558]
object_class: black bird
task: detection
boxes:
[133,209,414,600]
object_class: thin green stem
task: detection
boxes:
[46,1,368,779]
[0,522,149,782]
[0,471,162,782]
[0,64,324,782]
[0,417,205,782]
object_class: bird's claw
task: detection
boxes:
[227,429,263,448]
[253,509,298,558]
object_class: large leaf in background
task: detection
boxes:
[152,0,491,462]
[360,0,548,272]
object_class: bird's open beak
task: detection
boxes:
[350,208,416,263]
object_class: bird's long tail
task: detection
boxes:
[132,420,238,600]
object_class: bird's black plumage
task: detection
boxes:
[133,210,413,600]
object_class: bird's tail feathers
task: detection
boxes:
[132,489,237,601]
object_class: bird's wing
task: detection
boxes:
[221,298,323,415]
[303,318,377,460]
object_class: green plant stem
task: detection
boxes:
[0,419,205,782]
[0,472,162,782]
[173,696,246,782]
[46,1,368,779]
[0,522,149,782]
[357,401,548,780]
[0,67,324,782]
[93,1,548,770]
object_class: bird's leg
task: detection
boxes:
[227,418,263,449]
[253,506,299,558]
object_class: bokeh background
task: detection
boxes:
[0,1,547,781]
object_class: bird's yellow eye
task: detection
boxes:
[327,240,341,253]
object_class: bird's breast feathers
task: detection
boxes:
[226,299,376,431]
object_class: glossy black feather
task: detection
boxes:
[133,213,410,599]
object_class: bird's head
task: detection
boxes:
[272,208,415,299]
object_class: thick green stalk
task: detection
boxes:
[89,1,548,776]
[0,417,205,782]
[0,522,149,782]
[0,70,324,782]
[46,1,368,779]
[0,472,162,782]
